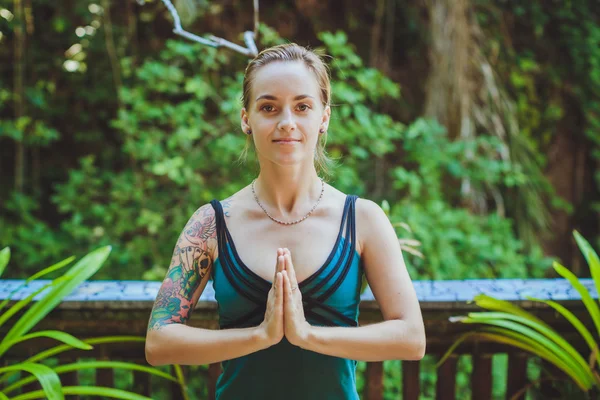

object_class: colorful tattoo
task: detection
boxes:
[148,204,217,331]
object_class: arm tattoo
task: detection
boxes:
[221,197,232,217]
[148,205,216,331]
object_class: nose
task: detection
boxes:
[277,108,296,132]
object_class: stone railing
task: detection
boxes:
[0,278,595,399]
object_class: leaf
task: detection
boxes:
[526,296,597,357]
[480,327,567,370]
[461,316,594,386]
[3,360,178,394]
[24,336,145,364]
[0,276,70,329]
[1,336,146,386]
[0,246,111,354]
[473,294,549,328]
[0,330,92,357]
[436,331,473,367]
[573,230,600,304]
[439,326,589,390]
[553,261,600,337]
[0,363,63,400]
[172,364,190,400]
[466,311,591,375]
[26,256,76,283]
[0,247,9,278]
[0,256,74,311]
[474,330,590,390]
[11,386,151,400]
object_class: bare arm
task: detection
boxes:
[145,203,271,366]
[297,199,426,361]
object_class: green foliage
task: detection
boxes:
[480,1,599,246]
[40,29,409,280]
[441,231,600,396]
[385,118,552,279]
[36,27,545,282]
[0,246,182,399]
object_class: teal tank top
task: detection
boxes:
[209,195,363,400]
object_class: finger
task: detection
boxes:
[277,272,284,313]
[285,252,298,288]
[273,254,284,284]
[282,270,293,306]
[275,272,283,302]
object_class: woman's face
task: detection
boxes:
[241,61,330,168]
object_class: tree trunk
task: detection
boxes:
[424,0,477,209]
[423,0,471,140]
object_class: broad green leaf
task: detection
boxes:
[461,317,594,386]
[0,276,70,329]
[24,336,145,364]
[480,327,567,369]
[1,336,146,386]
[0,392,8,400]
[554,261,600,337]
[1,246,111,349]
[574,230,600,298]
[440,324,589,390]
[26,256,76,283]
[526,296,597,356]
[0,247,9,278]
[4,360,177,394]
[473,294,549,328]
[56,361,176,381]
[12,386,151,400]
[0,363,63,400]
[436,327,570,380]
[0,330,92,356]
[474,331,590,390]
[466,311,590,374]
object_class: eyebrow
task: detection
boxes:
[255,94,315,102]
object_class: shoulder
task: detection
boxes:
[355,197,391,255]
[179,202,219,262]
[192,190,246,260]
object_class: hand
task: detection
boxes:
[257,249,285,348]
[281,248,312,348]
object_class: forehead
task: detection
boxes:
[251,61,320,99]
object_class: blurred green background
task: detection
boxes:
[1,0,598,283]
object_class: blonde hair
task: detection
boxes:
[237,43,335,178]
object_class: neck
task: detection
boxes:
[253,167,323,219]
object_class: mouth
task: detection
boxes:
[273,140,300,143]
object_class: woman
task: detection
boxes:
[145,43,425,399]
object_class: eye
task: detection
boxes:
[260,104,275,112]
[297,104,311,112]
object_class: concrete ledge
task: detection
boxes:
[0,278,595,311]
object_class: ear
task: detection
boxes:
[320,105,331,134]
[241,108,251,134]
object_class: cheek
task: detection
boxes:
[252,119,273,132]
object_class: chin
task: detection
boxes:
[272,153,309,166]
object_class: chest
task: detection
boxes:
[221,216,345,285]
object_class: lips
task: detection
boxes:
[273,139,300,142]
